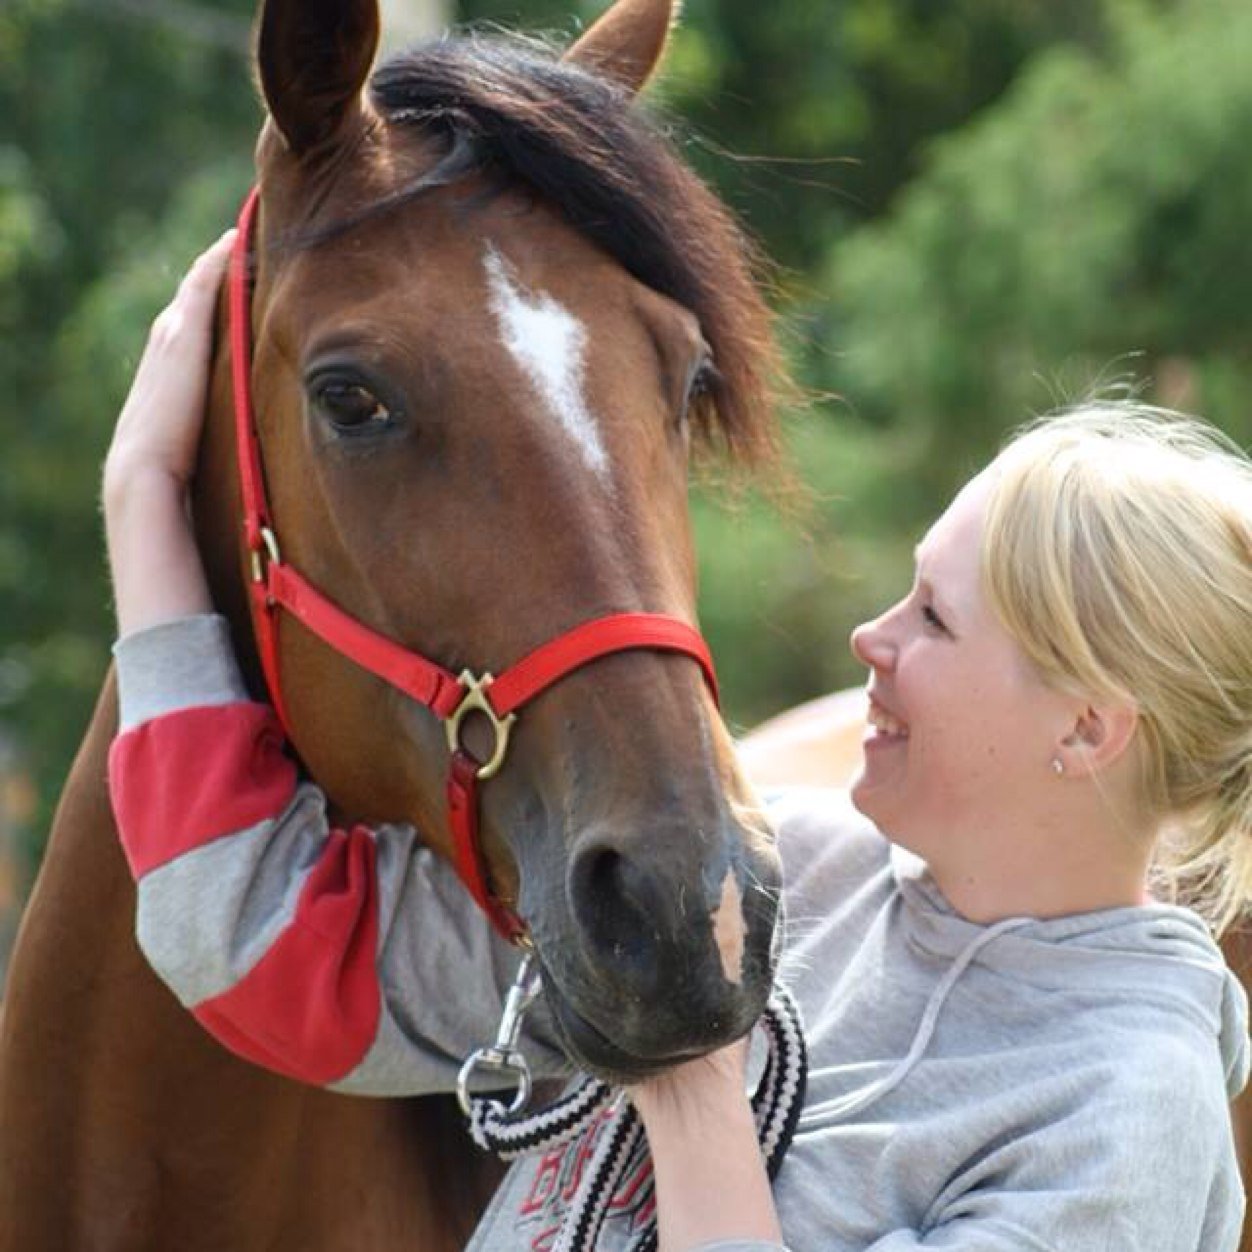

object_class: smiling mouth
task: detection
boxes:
[867,700,910,740]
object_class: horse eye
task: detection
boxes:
[313,380,392,432]
[681,356,718,426]
[690,361,716,401]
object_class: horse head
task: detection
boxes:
[195,0,784,1080]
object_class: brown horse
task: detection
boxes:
[0,1,786,1246]
[740,688,1252,1252]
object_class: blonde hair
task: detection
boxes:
[980,404,1252,935]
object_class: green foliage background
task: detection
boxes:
[3,0,1250,883]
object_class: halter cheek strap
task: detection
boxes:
[228,188,719,944]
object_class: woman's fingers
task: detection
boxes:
[176,228,237,306]
[146,228,236,353]
[106,227,238,491]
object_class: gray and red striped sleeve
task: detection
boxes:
[107,614,566,1095]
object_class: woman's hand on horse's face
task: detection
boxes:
[103,230,233,637]
[104,229,235,495]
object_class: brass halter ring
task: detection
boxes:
[445,670,518,780]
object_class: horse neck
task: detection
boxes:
[1,672,132,1035]
[0,670,152,1244]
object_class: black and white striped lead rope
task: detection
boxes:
[459,968,808,1252]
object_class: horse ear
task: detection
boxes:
[258,0,381,157]
[563,0,679,97]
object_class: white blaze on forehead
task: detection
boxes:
[711,867,747,986]
[483,246,609,477]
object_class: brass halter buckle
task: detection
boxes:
[445,670,518,780]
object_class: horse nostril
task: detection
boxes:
[567,841,665,980]
[556,822,779,1062]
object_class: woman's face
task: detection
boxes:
[849,472,1073,867]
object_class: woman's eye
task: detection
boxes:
[315,381,391,431]
[921,604,947,633]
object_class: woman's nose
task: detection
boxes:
[850,613,894,670]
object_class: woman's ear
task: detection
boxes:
[1055,702,1140,777]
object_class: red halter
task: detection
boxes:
[227,188,719,943]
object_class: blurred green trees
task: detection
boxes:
[744,0,1252,720]
[821,0,1252,481]
[3,0,257,869]
[3,0,1250,882]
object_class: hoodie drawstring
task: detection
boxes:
[799,916,1031,1130]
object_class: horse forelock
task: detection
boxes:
[330,33,785,470]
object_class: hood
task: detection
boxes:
[891,846,1251,1100]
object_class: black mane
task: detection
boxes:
[364,35,780,464]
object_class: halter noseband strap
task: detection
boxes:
[227,188,719,944]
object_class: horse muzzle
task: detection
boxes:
[523,810,783,1080]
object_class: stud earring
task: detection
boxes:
[1051,757,1065,777]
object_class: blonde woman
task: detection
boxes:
[628,408,1252,1251]
[105,241,1250,1250]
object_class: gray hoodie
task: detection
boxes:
[468,789,1250,1251]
